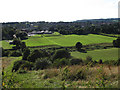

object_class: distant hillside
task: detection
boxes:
[74,18,119,23]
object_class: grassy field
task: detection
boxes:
[23,34,116,47]
[1,34,116,48]
[71,48,118,61]
[1,41,12,49]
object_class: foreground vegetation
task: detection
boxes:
[2,56,119,88]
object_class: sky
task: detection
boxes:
[0,0,119,22]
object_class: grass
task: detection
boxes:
[1,34,116,48]
[1,33,118,88]
[3,57,118,88]
[23,34,116,47]
[71,48,118,61]
[1,41,12,49]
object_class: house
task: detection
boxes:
[28,30,53,36]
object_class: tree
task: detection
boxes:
[22,48,30,60]
[16,31,28,40]
[35,58,51,70]
[13,38,22,49]
[27,49,47,62]
[75,42,82,51]
[52,50,70,62]
[21,42,26,52]
[113,37,120,48]
[12,38,26,51]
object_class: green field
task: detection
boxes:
[23,34,116,47]
[71,48,118,61]
[1,41,12,49]
[1,34,117,49]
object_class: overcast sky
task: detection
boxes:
[0,0,119,22]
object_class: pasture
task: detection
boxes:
[22,34,116,47]
[71,48,118,61]
[1,41,12,49]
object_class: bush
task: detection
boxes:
[69,58,83,65]
[27,50,44,62]
[10,50,22,57]
[17,68,27,74]
[103,60,119,66]
[3,50,10,57]
[21,42,26,52]
[52,50,70,62]
[53,58,70,68]
[20,61,34,70]
[75,42,82,51]
[22,48,30,60]
[68,69,86,81]
[1,47,4,57]
[98,59,103,64]
[113,38,120,48]
[79,49,87,53]
[27,49,50,62]
[12,60,34,72]
[40,49,50,57]
[35,58,51,70]
[12,60,25,72]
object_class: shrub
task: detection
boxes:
[27,49,50,62]
[69,58,83,65]
[12,60,25,72]
[22,48,30,60]
[10,50,22,57]
[20,61,34,70]
[12,60,34,72]
[68,68,86,81]
[53,58,70,68]
[27,50,44,62]
[3,50,10,57]
[98,59,103,64]
[40,49,50,57]
[21,42,26,52]
[17,68,27,74]
[79,49,87,53]
[52,50,70,61]
[113,38,120,48]
[35,58,51,70]
[103,60,119,66]
[2,47,4,57]
[75,42,82,51]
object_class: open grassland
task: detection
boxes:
[23,34,116,47]
[1,34,116,48]
[1,41,12,49]
[71,48,118,61]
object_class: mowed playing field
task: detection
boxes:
[22,34,116,47]
[71,48,118,61]
[1,34,117,49]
